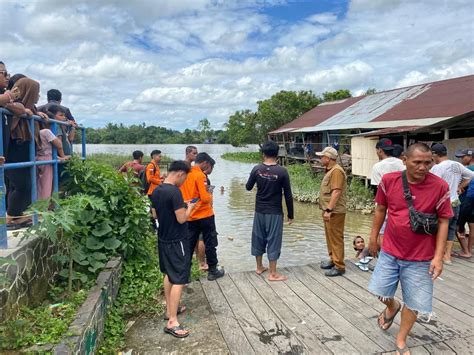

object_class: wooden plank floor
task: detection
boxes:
[201,257,473,354]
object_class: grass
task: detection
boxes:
[221,152,262,163]
[87,153,171,170]
[0,284,89,351]
[287,163,374,211]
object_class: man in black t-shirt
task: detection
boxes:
[246,141,294,281]
[151,161,196,338]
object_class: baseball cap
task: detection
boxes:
[455,148,474,158]
[316,147,338,160]
[375,138,394,151]
[431,143,447,155]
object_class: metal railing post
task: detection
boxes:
[81,127,86,158]
[51,121,59,194]
[28,118,38,225]
[0,113,6,248]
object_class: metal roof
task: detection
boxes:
[270,75,474,134]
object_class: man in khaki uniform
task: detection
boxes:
[316,147,348,277]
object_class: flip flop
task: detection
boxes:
[163,305,187,320]
[357,263,369,272]
[359,256,373,264]
[395,344,410,355]
[164,325,189,338]
[378,301,401,331]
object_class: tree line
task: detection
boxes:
[81,88,375,146]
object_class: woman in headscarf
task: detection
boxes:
[5,77,41,229]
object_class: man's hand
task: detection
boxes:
[38,112,49,121]
[429,258,443,280]
[288,218,294,225]
[368,237,379,257]
[25,108,34,116]
[67,120,78,128]
[323,211,331,222]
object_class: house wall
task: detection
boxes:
[351,136,379,178]
[443,137,474,160]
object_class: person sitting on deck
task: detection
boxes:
[353,236,373,272]
[368,143,453,355]
[246,140,294,281]
[150,160,196,338]
[118,150,145,177]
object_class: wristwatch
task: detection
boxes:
[325,208,333,213]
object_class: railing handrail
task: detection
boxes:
[0,107,87,248]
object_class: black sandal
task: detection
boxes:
[164,325,189,338]
[378,301,401,331]
[163,305,187,320]
[395,344,410,355]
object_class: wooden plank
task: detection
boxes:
[200,278,255,355]
[382,344,431,355]
[215,274,291,354]
[245,271,355,354]
[232,272,324,354]
[308,266,444,347]
[423,341,456,354]
[443,335,474,354]
[225,273,307,354]
[442,262,474,280]
[341,262,471,341]
[284,266,386,353]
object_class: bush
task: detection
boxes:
[88,153,171,170]
[221,152,261,163]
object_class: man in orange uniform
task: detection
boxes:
[180,152,224,281]
[146,150,163,197]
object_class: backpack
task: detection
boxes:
[140,163,156,194]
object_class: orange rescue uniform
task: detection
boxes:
[179,166,213,221]
[146,161,162,195]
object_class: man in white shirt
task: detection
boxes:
[371,138,405,189]
[430,143,474,263]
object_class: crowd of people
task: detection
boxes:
[122,139,473,354]
[0,61,77,230]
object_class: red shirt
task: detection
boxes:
[376,171,453,261]
[119,161,145,177]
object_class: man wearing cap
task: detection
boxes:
[431,143,474,263]
[456,148,474,258]
[371,138,405,193]
[317,146,348,276]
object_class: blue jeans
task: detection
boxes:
[368,251,433,315]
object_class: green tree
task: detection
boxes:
[225,109,259,146]
[365,88,377,95]
[254,90,320,142]
[198,118,214,143]
[322,89,352,102]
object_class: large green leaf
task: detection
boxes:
[103,237,121,250]
[92,221,113,237]
[91,252,107,261]
[86,237,104,250]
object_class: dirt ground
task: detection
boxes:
[124,280,229,354]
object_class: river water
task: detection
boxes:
[83,144,374,272]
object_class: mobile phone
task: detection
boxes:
[190,197,200,203]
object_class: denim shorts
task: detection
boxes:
[368,251,433,315]
[447,205,460,241]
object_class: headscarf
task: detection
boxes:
[10,77,40,142]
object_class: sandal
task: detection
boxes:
[163,305,187,320]
[356,263,369,272]
[164,325,189,338]
[395,344,410,355]
[378,301,401,331]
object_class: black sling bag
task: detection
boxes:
[401,171,439,236]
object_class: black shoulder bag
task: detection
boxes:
[401,171,439,236]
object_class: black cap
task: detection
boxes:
[376,138,394,150]
[431,143,447,155]
[455,148,474,157]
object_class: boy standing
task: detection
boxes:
[151,161,196,338]
[246,141,294,281]
[146,150,163,197]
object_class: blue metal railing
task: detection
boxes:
[0,107,86,248]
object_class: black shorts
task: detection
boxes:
[158,238,190,285]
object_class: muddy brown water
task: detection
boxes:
[83,144,374,272]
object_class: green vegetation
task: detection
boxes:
[87,153,171,170]
[221,152,262,163]
[287,164,323,203]
[0,283,89,350]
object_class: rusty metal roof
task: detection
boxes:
[271,75,474,134]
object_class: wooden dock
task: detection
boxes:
[201,257,473,354]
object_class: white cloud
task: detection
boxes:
[0,0,472,130]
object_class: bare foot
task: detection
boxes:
[268,273,288,281]
[199,263,209,271]
[456,253,472,258]
[256,267,268,275]
[443,257,452,264]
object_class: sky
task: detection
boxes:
[1,0,473,130]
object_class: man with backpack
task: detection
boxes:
[145,150,163,197]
